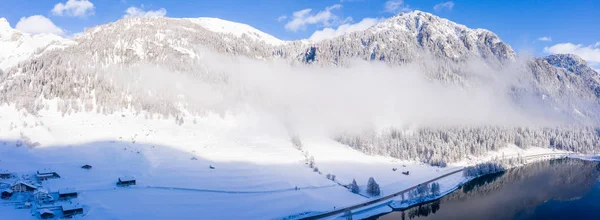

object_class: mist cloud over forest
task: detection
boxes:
[106,48,568,136]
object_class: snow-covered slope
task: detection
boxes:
[0,18,74,71]
[0,104,462,219]
[186,17,285,46]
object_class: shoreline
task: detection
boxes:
[350,155,599,220]
[299,153,594,220]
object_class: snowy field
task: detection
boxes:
[0,104,567,219]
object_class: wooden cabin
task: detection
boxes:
[1,189,13,199]
[36,169,60,181]
[58,188,78,199]
[117,176,136,186]
[38,209,54,219]
[61,204,83,216]
[11,181,37,192]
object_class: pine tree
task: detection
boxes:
[430,182,440,196]
[366,177,381,196]
[349,179,360,194]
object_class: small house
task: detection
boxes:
[58,188,78,199]
[0,170,11,179]
[402,171,410,175]
[36,169,60,180]
[11,181,37,192]
[81,164,92,170]
[38,209,54,219]
[117,176,136,186]
[61,204,83,216]
[1,189,13,199]
[34,189,53,203]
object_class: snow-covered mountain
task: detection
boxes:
[299,10,515,65]
[0,18,74,71]
[185,17,285,46]
[3,11,598,121]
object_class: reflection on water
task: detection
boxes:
[375,159,600,220]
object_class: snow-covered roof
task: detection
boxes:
[36,173,55,178]
[38,208,53,215]
[59,188,77,195]
[119,176,135,182]
[61,204,83,211]
[34,188,49,194]
[37,169,56,174]
[13,181,37,189]
[2,188,12,193]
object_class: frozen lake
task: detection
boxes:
[374,158,600,219]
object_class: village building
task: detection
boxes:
[117,176,136,186]
[0,170,11,179]
[11,181,37,192]
[61,204,83,216]
[36,169,60,181]
[58,188,78,199]
[1,189,13,199]
[34,189,53,203]
[81,164,92,170]
[38,209,54,219]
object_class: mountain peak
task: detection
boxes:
[543,54,596,75]
[545,54,587,66]
[185,17,284,45]
[0,18,11,30]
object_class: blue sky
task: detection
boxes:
[1,0,599,66]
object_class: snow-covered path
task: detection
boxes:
[78,184,338,194]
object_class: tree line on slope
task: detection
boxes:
[334,126,600,166]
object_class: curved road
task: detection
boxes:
[300,152,571,220]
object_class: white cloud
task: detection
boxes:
[537,36,552,42]
[310,17,380,41]
[52,0,95,17]
[124,6,167,18]
[544,42,600,63]
[277,15,287,22]
[15,15,64,35]
[284,4,343,32]
[384,0,411,14]
[433,1,454,12]
[595,42,600,47]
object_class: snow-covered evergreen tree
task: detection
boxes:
[349,179,360,194]
[430,182,441,196]
[366,177,381,196]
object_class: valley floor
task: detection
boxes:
[0,105,566,219]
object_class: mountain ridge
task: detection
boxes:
[0,11,598,123]
[0,19,74,71]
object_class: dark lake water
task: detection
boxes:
[374,158,600,220]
